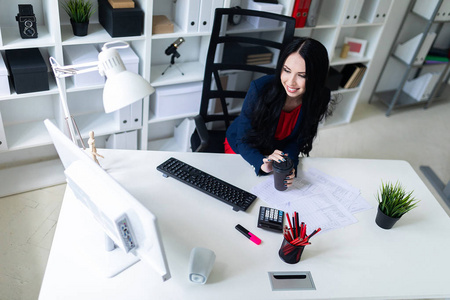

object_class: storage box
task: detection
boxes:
[0,54,10,96]
[152,15,174,34]
[116,47,139,74]
[98,0,144,37]
[246,0,283,28]
[64,44,105,87]
[108,0,134,9]
[5,48,49,94]
[151,82,202,118]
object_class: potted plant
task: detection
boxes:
[375,181,420,229]
[61,0,96,36]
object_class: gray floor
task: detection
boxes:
[0,99,449,300]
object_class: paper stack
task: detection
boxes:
[402,72,441,101]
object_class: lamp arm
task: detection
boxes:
[51,56,87,149]
[50,57,100,78]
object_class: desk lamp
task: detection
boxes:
[50,41,155,148]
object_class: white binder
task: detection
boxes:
[439,0,450,21]
[305,0,323,27]
[106,130,137,150]
[360,0,389,23]
[174,0,201,33]
[130,100,142,128]
[198,0,223,33]
[412,0,450,21]
[0,111,8,151]
[117,106,132,131]
[343,0,364,25]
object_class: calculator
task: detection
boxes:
[257,206,284,233]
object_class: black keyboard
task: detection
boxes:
[156,157,257,212]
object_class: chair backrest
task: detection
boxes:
[199,8,296,129]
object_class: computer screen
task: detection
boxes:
[44,119,171,280]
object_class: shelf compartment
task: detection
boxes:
[4,118,57,150]
[375,89,428,109]
[150,61,205,87]
[60,23,145,46]
[0,26,55,49]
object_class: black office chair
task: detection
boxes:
[190,8,296,153]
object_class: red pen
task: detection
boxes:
[235,224,261,245]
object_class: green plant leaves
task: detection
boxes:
[61,0,96,23]
[376,181,419,218]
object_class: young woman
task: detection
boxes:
[225,37,334,188]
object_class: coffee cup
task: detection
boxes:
[272,156,293,191]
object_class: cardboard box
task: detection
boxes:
[151,82,202,118]
[64,44,105,87]
[108,0,134,9]
[152,15,174,34]
[246,0,283,28]
[98,0,144,37]
[5,48,49,94]
[116,47,139,74]
[0,54,10,96]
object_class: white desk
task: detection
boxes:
[39,150,450,300]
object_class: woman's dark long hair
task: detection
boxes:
[244,37,333,156]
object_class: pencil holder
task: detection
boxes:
[278,237,305,264]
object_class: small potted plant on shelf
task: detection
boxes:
[375,181,420,229]
[61,0,96,37]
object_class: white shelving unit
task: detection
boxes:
[0,0,395,197]
[370,0,450,116]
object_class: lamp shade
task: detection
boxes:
[103,71,155,113]
[99,46,155,113]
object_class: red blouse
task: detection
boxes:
[274,104,302,140]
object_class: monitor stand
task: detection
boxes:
[67,192,140,278]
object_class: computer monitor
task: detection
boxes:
[44,119,171,280]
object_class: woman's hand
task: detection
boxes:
[284,168,296,188]
[261,150,295,188]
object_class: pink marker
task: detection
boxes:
[235,224,261,245]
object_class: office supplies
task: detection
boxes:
[342,0,364,25]
[360,0,389,23]
[235,224,261,245]
[305,0,322,27]
[268,271,316,291]
[157,157,257,211]
[279,210,320,263]
[198,0,223,32]
[188,247,216,284]
[174,0,200,32]
[292,0,311,28]
[258,206,284,232]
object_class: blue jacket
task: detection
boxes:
[226,75,303,175]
